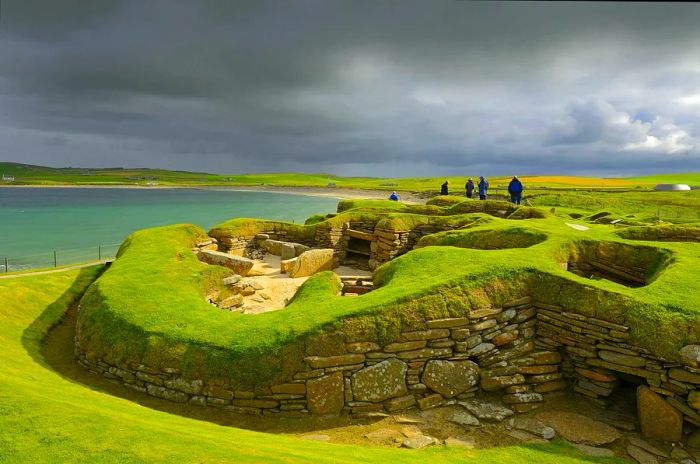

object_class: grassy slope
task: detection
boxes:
[4,161,698,189]
[0,267,626,463]
[77,199,700,395]
[621,172,700,186]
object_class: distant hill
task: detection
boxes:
[1,161,699,190]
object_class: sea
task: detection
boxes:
[0,187,338,271]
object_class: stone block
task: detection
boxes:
[396,348,452,360]
[637,386,683,443]
[384,394,416,412]
[598,350,645,368]
[531,351,562,365]
[271,383,306,395]
[669,367,700,384]
[402,329,450,341]
[351,358,408,402]
[307,372,345,415]
[289,249,335,277]
[305,354,365,369]
[426,317,469,329]
[197,250,254,276]
[418,393,443,410]
[681,345,700,368]
[421,360,480,398]
[503,392,543,404]
[481,373,526,391]
[384,340,426,353]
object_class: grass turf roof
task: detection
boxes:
[77,201,700,391]
[2,267,631,463]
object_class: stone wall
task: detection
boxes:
[76,290,700,444]
[370,223,462,269]
[533,301,700,442]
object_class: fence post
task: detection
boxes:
[4,257,7,273]
[98,245,101,261]
[54,250,57,268]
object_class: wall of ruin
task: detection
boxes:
[76,287,700,444]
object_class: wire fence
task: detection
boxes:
[2,242,122,273]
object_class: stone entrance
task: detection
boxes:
[343,229,373,269]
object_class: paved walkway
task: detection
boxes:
[0,261,110,280]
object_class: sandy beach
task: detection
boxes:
[0,184,429,203]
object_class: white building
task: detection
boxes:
[654,184,691,191]
[1,174,15,181]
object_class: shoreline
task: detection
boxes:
[0,184,428,203]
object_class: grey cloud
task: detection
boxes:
[1,1,700,175]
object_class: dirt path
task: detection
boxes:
[0,261,109,279]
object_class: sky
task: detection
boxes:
[1,1,700,177]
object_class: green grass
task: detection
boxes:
[621,172,700,186]
[3,161,699,190]
[0,267,628,463]
[528,190,700,223]
[76,196,700,396]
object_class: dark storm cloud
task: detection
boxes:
[1,0,700,175]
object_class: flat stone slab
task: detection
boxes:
[627,444,658,464]
[536,411,621,446]
[574,444,615,457]
[565,223,590,231]
[420,406,480,427]
[364,428,403,444]
[459,400,514,422]
[198,250,254,276]
[401,435,439,449]
[512,416,555,439]
[444,437,476,448]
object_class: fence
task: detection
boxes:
[2,242,122,273]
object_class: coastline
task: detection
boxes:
[0,184,428,203]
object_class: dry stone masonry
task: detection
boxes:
[76,290,700,448]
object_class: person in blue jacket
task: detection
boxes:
[389,191,400,201]
[508,176,524,205]
[478,176,489,200]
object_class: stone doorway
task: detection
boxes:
[344,229,373,269]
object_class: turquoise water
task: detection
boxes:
[0,188,338,271]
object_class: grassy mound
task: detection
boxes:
[1,268,632,463]
[76,205,700,396]
[617,224,700,242]
[416,226,548,250]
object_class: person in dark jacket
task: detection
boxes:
[508,176,524,205]
[478,176,488,200]
[440,181,449,196]
[465,178,475,198]
[389,191,400,201]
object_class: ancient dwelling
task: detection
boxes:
[73,198,700,449]
[208,199,527,271]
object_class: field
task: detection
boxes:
[3,161,699,190]
[0,266,628,463]
[4,182,700,463]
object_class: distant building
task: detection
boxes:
[654,183,691,191]
[1,174,15,181]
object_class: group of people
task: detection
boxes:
[440,176,524,204]
[389,176,524,205]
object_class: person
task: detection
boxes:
[478,176,489,200]
[389,191,400,201]
[440,180,449,196]
[508,176,524,205]
[465,178,475,198]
